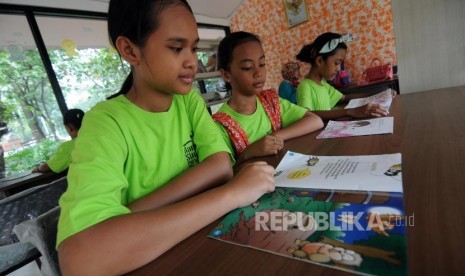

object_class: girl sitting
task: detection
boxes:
[213,31,323,165]
[297,32,393,120]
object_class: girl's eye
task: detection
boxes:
[259,63,266,67]
[170,47,183,53]
[192,47,199,53]
[241,67,252,71]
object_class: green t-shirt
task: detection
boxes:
[47,139,75,173]
[57,91,230,246]
[215,97,307,160]
[296,79,343,111]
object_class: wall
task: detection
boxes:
[230,0,396,91]
[391,0,465,93]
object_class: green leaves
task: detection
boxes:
[4,139,61,177]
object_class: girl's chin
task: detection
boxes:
[254,88,264,94]
[327,75,336,81]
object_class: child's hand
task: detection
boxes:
[248,135,284,158]
[226,161,275,208]
[391,89,397,98]
[348,103,389,118]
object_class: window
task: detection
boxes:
[0,14,64,177]
[36,16,129,111]
[0,9,128,177]
[0,5,228,178]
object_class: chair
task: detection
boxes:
[14,207,61,276]
[0,177,66,275]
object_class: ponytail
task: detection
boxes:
[297,32,347,66]
[296,44,314,63]
[107,71,133,99]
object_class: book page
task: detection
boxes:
[274,151,402,192]
[345,89,392,109]
[316,117,394,139]
[209,186,408,276]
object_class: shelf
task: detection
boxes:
[195,71,221,80]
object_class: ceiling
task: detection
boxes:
[0,0,240,50]
[0,0,244,26]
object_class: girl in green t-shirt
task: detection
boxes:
[213,31,323,165]
[296,32,394,120]
[57,1,275,275]
[32,108,84,173]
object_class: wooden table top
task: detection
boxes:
[128,85,465,275]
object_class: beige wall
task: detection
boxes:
[391,0,465,93]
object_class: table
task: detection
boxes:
[0,170,67,197]
[339,75,399,95]
[128,85,465,275]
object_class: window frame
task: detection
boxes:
[0,3,230,115]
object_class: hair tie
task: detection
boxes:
[310,48,317,59]
[319,33,357,54]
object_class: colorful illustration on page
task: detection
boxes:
[209,187,408,276]
[316,117,394,139]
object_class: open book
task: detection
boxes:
[345,88,393,109]
[274,151,402,192]
[316,117,394,139]
[209,187,408,276]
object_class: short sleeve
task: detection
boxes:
[297,81,314,110]
[185,92,232,162]
[279,98,308,128]
[47,140,74,173]
[57,108,130,247]
[327,83,343,108]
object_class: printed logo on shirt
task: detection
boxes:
[183,131,198,167]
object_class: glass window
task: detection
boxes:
[0,14,63,177]
[35,16,129,111]
[0,12,225,178]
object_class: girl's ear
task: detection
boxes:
[116,36,140,66]
[315,56,324,67]
[220,68,231,83]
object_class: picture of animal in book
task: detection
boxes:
[209,188,408,276]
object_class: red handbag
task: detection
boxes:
[364,58,393,82]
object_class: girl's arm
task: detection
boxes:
[59,162,275,276]
[272,111,323,140]
[128,152,233,212]
[310,103,389,121]
[235,112,323,165]
[32,162,50,173]
[235,135,282,165]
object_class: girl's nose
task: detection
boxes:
[185,52,198,70]
[254,66,265,78]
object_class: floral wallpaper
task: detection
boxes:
[230,0,397,90]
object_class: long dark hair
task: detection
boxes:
[107,0,193,99]
[296,32,347,66]
[217,31,262,91]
